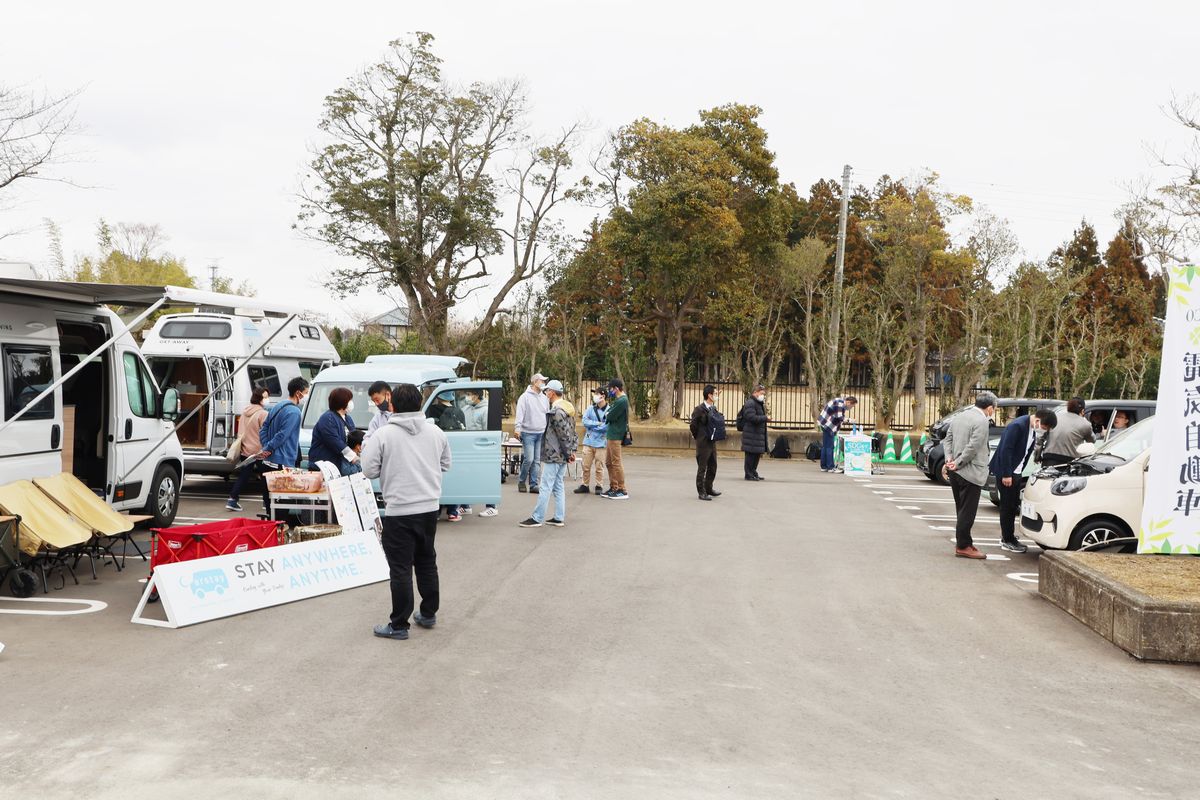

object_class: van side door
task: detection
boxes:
[112,348,166,506]
[207,356,235,456]
[422,383,502,506]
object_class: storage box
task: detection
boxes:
[150,518,283,570]
[288,524,342,544]
[264,469,324,494]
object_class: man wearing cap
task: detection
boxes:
[514,372,550,494]
[519,380,578,528]
[602,379,630,500]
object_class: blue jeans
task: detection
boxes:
[531,462,567,523]
[519,432,544,488]
[820,427,836,470]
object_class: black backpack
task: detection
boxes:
[770,435,792,459]
[805,441,821,461]
[735,406,746,432]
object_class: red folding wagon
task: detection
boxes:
[147,518,284,600]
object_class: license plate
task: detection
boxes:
[1021,500,1035,519]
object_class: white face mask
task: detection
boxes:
[592,394,603,404]
[346,400,355,413]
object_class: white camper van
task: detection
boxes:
[0,279,186,526]
[141,312,338,474]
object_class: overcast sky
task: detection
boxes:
[2,1,1196,325]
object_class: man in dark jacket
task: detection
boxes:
[739,384,769,481]
[690,384,726,501]
[989,409,1057,553]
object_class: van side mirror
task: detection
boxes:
[161,388,180,421]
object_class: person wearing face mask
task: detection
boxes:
[366,380,393,437]
[739,385,769,481]
[576,388,609,495]
[225,385,270,512]
[690,384,726,500]
[307,386,361,476]
[253,376,310,516]
[514,372,551,494]
[989,409,1057,554]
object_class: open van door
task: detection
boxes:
[422,381,503,507]
[207,356,236,454]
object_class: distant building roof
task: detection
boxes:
[369,306,410,326]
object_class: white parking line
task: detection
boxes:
[913,515,1000,523]
[0,597,108,616]
[888,497,955,504]
[866,484,950,491]
[872,491,894,495]
[1007,572,1039,584]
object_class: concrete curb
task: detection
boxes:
[1038,551,1200,662]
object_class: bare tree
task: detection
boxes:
[0,84,81,239]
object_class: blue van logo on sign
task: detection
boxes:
[185,568,230,599]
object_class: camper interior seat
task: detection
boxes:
[0,480,94,593]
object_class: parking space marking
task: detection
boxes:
[866,484,949,491]
[1007,572,1039,584]
[174,516,225,522]
[913,514,1000,523]
[897,505,920,510]
[872,490,894,495]
[0,597,108,616]
[888,497,954,504]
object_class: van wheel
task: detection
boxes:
[145,465,180,527]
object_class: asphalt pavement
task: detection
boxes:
[1,454,1198,799]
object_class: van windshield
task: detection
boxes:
[302,382,378,431]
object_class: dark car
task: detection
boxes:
[915,398,1061,484]
[984,398,1157,505]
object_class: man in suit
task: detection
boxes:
[689,385,727,501]
[989,410,1058,554]
[943,392,997,560]
[1042,397,1095,467]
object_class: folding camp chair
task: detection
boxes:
[0,481,93,593]
[33,473,149,571]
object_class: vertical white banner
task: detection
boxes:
[1139,263,1200,555]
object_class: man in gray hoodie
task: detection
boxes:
[361,383,452,641]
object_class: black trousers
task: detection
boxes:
[948,471,981,550]
[743,452,762,479]
[997,477,1021,543]
[380,511,440,629]
[696,439,718,494]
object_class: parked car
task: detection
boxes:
[985,399,1157,505]
[1019,415,1156,551]
[914,398,1060,484]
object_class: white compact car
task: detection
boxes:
[1020,416,1155,551]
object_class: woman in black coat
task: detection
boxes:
[740,386,769,480]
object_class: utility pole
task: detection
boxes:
[208,263,219,291]
[827,164,852,375]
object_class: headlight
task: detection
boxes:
[1050,476,1087,496]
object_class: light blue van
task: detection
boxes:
[299,356,503,507]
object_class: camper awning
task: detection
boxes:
[0,279,307,317]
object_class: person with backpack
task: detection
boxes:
[520,380,578,527]
[690,384,726,501]
[738,384,769,481]
[251,376,310,516]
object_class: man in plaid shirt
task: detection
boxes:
[817,395,858,472]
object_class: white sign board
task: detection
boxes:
[1139,263,1200,555]
[840,433,873,475]
[325,473,381,535]
[131,533,389,628]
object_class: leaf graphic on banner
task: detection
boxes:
[1190,326,1200,347]
[1189,264,1197,284]
[1144,518,1174,542]
[1158,538,1171,553]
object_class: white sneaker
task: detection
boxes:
[459,506,473,515]
[480,507,498,517]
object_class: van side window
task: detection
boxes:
[3,345,55,421]
[299,325,321,340]
[123,352,159,418]
[298,361,323,381]
[247,365,281,396]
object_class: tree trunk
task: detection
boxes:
[654,319,683,422]
[912,324,927,433]
[675,345,686,419]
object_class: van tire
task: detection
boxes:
[145,464,180,528]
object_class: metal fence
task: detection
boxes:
[603,380,1059,432]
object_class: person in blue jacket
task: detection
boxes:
[307,386,361,476]
[253,376,310,515]
[575,388,609,495]
[989,409,1057,554]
